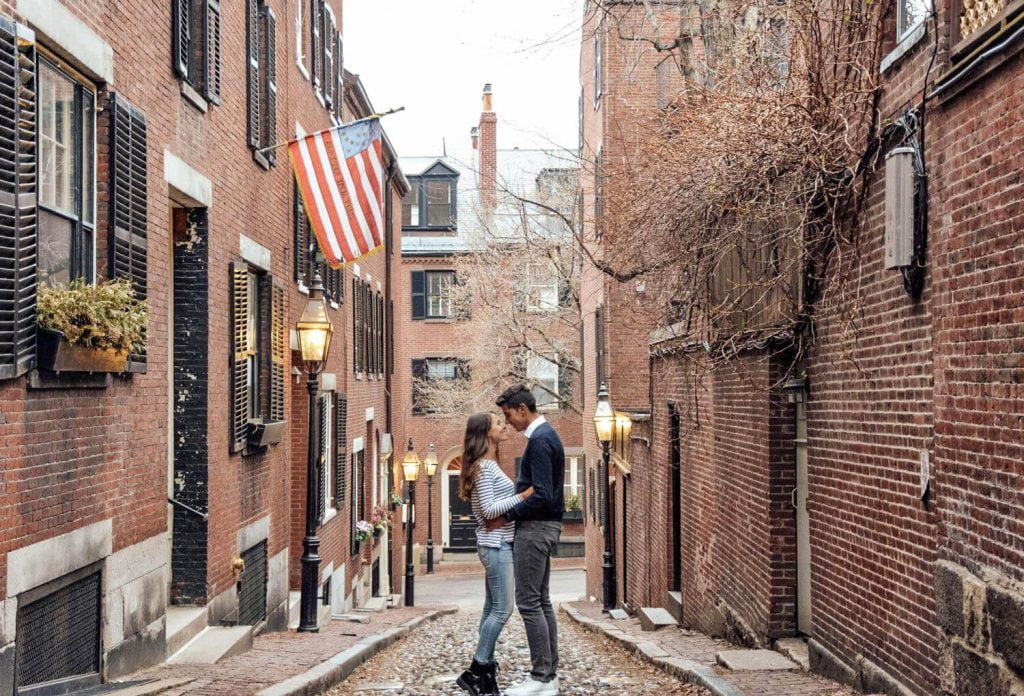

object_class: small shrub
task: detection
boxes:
[36,278,148,354]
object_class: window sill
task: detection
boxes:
[297,282,310,296]
[252,149,272,171]
[27,369,112,390]
[322,508,339,526]
[881,23,927,73]
[296,60,309,80]
[180,81,209,113]
[424,317,454,324]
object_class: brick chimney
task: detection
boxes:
[478,83,497,210]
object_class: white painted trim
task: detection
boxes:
[240,235,272,272]
[441,465,453,548]
[164,151,213,208]
[237,515,270,552]
[18,0,114,85]
[365,407,374,422]
[321,373,337,392]
[353,437,364,453]
[6,519,112,598]
[352,263,361,278]
[377,281,382,292]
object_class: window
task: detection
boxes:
[402,183,420,227]
[412,358,469,414]
[528,355,559,410]
[295,0,307,73]
[352,277,384,375]
[309,0,343,119]
[293,184,342,301]
[248,0,278,167]
[38,58,95,286]
[172,0,222,104]
[527,264,559,312]
[402,175,457,229]
[564,455,583,502]
[319,394,334,515]
[426,179,453,226]
[594,19,602,108]
[898,0,931,40]
[426,270,455,318]
[230,265,285,453]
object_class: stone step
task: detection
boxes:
[167,626,253,664]
[387,593,402,607]
[774,637,810,671]
[164,606,207,658]
[638,606,677,631]
[716,649,799,671]
[354,596,387,613]
[286,591,331,629]
[666,591,683,624]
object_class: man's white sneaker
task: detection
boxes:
[505,677,557,695]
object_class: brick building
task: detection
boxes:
[392,85,584,571]
[0,1,404,692]
[580,1,1024,695]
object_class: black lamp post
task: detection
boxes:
[401,439,421,606]
[423,443,438,574]
[593,382,616,612]
[295,271,334,633]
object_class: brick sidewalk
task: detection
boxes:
[564,602,858,696]
[119,606,455,695]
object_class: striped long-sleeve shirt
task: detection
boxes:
[471,459,521,548]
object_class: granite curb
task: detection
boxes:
[255,607,459,696]
[559,605,745,696]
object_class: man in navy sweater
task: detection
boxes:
[489,385,564,696]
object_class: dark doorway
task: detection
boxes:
[670,404,682,592]
[448,474,477,551]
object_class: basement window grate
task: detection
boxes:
[16,570,101,691]
[238,540,267,626]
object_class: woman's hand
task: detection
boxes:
[519,486,535,501]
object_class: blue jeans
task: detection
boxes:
[475,541,515,663]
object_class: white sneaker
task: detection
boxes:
[505,677,558,695]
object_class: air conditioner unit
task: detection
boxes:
[884,147,916,269]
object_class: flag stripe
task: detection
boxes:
[288,119,385,266]
[292,139,346,264]
[314,132,365,257]
[302,136,352,264]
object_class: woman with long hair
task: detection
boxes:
[456,412,534,696]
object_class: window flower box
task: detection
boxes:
[36,328,128,374]
[563,509,584,522]
[247,418,286,447]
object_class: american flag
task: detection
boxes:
[289,118,384,267]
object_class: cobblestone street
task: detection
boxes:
[329,606,708,695]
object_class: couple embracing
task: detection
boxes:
[455,385,564,696]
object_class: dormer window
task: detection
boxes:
[402,162,459,230]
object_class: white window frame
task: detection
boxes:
[527,355,559,411]
[527,263,559,313]
[425,270,454,319]
[897,0,931,42]
[564,455,583,500]
[295,0,308,77]
[323,394,335,520]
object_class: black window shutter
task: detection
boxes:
[334,31,344,117]
[334,392,347,508]
[322,12,333,111]
[107,94,149,372]
[378,294,384,375]
[387,299,394,375]
[411,359,426,413]
[354,276,362,372]
[358,449,366,522]
[294,184,309,283]
[270,283,285,422]
[318,395,328,522]
[204,0,222,104]
[350,451,358,554]
[246,0,260,148]
[172,0,190,79]
[410,271,425,319]
[0,19,37,380]
[230,264,250,453]
[309,0,320,92]
[259,4,277,164]
[595,305,605,387]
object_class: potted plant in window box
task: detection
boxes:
[36,279,147,374]
[389,491,404,512]
[247,418,286,448]
[563,494,583,521]
[355,520,374,551]
[371,505,391,538]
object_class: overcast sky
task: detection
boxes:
[344,0,582,163]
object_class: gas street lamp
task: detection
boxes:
[295,270,334,633]
[593,382,616,612]
[423,443,438,574]
[401,439,421,606]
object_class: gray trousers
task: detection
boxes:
[514,520,562,681]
